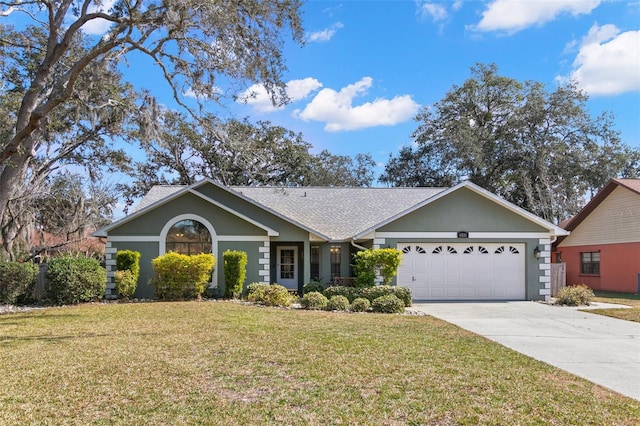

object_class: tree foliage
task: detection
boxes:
[0,0,303,255]
[381,63,640,222]
[120,112,375,211]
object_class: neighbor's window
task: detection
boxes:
[580,252,600,275]
[310,245,320,280]
[330,245,341,279]
[166,219,212,255]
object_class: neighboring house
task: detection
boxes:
[93,179,567,301]
[554,178,640,294]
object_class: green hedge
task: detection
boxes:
[0,261,39,305]
[114,270,137,300]
[352,248,403,287]
[323,286,361,303]
[300,291,328,310]
[361,285,412,307]
[150,252,215,300]
[247,283,295,307]
[116,250,141,282]
[324,285,412,307]
[371,294,405,313]
[46,255,106,305]
[223,250,247,298]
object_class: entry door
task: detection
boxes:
[276,246,298,289]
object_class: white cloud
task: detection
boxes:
[307,22,344,43]
[562,25,640,96]
[475,0,600,33]
[293,77,420,132]
[80,0,118,35]
[238,78,323,112]
[419,2,448,21]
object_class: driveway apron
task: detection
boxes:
[411,301,640,401]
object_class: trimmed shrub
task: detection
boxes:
[303,280,325,294]
[223,250,248,298]
[556,284,595,306]
[361,285,412,307]
[114,269,137,300]
[326,295,350,311]
[371,294,405,314]
[246,282,270,299]
[350,297,371,312]
[150,252,215,300]
[0,261,39,305]
[323,286,361,303]
[116,250,141,282]
[46,255,107,305]
[300,291,328,310]
[248,284,295,307]
[353,248,403,287]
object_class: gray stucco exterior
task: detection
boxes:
[95,180,567,300]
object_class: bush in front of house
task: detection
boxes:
[361,285,412,307]
[114,269,137,300]
[326,295,350,311]
[303,280,325,294]
[150,252,215,300]
[352,248,403,287]
[116,250,141,282]
[323,285,361,303]
[246,282,269,299]
[248,283,295,307]
[0,261,39,305]
[223,250,248,298]
[350,297,371,312]
[555,284,595,306]
[46,255,106,305]
[371,294,405,314]
[300,291,328,310]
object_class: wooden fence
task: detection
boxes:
[550,263,566,297]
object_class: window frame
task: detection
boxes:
[580,251,600,275]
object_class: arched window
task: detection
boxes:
[165,219,212,255]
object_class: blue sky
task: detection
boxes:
[4,0,639,185]
[208,0,640,175]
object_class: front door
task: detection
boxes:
[276,246,298,289]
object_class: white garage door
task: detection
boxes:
[397,243,525,300]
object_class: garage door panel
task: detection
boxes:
[398,242,525,301]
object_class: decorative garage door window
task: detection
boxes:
[494,245,520,254]
[463,246,489,254]
[401,245,426,254]
[165,219,212,255]
[432,245,457,254]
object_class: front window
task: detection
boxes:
[330,245,341,279]
[310,245,320,280]
[166,219,212,255]
[580,252,600,275]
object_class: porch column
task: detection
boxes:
[303,240,310,284]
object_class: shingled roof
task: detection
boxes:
[232,186,446,240]
[133,183,446,241]
[97,179,567,240]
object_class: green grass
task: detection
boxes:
[1,302,639,425]
[590,291,640,322]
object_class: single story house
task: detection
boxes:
[93,179,568,301]
[554,178,640,294]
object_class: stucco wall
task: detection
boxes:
[379,187,548,233]
[557,242,640,293]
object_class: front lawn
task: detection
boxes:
[1,302,639,425]
[590,291,640,323]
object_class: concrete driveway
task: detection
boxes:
[410,301,640,401]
